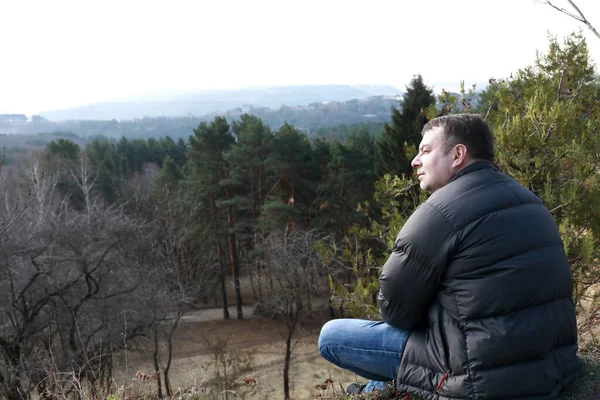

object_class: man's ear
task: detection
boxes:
[452,144,468,167]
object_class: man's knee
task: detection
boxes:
[318,319,342,360]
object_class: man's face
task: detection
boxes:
[411,127,457,193]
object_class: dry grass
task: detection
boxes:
[318,350,600,400]
[35,318,600,400]
[50,278,600,400]
[111,312,599,400]
[111,311,359,400]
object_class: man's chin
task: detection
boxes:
[419,182,434,193]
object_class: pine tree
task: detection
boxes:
[376,74,435,178]
[186,116,235,319]
[313,129,377,237]
[261,122,319,233]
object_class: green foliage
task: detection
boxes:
[80,134,186,204]
[376,75,435,178]
[320,76,435,320]
[322,174,422,319]
[327,34,600,343]
[42,139,83,209]
[312,128,378,235]
[484,34,600,319]
[260,122,320,231]
[429,81,479,118]
[45,138,80,161]
[183,116,236,257]
[153,155,183,197]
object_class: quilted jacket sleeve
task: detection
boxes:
[378,202,456,330]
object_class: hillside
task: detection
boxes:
[0,95,400,140]
[37,84,402,121]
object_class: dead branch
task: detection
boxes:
[545,0,600,41]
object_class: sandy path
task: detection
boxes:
[117,300,356,400]
[181,305,257,322]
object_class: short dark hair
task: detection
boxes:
[422,114,495,163]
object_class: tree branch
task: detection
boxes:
[546,0,600,41]
[0,196,34,237]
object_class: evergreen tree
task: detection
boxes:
[375,74,435,178]
[186,116,236,319]
[229,114,275,223]
[313,129,376,237]
[222,114,275,316]
[45,138,80,161]
[329,34,600,344]
[153,155,182,196]
[486,34,600,325]
[44,139,83,208]
[85,137,119,204]
[261,122,319,233]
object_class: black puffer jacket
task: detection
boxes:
[378,161,582,399]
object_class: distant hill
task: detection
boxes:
[0,94,402,139]
[0,85,485,141]
[38,85,402,121]
[210,95,400,133]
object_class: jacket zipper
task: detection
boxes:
[436,370,450,392]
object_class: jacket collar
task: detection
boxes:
[448,160,497,185]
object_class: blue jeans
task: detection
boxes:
[318,319,410,393]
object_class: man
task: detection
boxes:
[319,114,582,399]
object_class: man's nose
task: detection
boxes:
[411,155,421,168]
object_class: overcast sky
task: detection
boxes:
[1,0,599,115]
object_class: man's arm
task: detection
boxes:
[378,202,456,330]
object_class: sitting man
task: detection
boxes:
[319,114,582,399]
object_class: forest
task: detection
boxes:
[1,33,600,400]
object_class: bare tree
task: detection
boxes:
[544,0,600,40]
[0,151,165,399]
[69,152,99,222]
[259,229,327,400]
[143,189,208,397]
[19,150,59,229]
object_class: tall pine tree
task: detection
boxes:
[186,116,235,319]
[376,74,435,178]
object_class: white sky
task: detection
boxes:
[1,0,599,115]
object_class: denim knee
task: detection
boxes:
[318,319,342,360]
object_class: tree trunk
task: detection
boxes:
[258,164,264,208]
[2,356,23,400]
[4,384,22,400]
[283,322,294,400]
[328,296,335,319]
[153,325,163,399]
[2,342,22,400]
[211,192,230,319]
[250,169,256,221]
[222,354,229,400]
[217,242,230,319]
[308,263,315,311]
[248,258,262,303]
[228,206,243,319]
[105,359,113,398]
[164,316,179,397]
[260,236,269,299]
